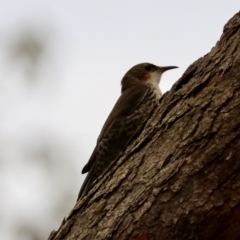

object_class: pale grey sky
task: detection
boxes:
[0,1,239,239]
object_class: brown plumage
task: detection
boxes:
[77,63,177,200]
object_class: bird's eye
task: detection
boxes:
[145,64,152,71]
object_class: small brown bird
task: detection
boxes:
[78,63,177,200]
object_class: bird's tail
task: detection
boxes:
[77,166,96,200]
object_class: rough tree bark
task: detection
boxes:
[49,12,240,240]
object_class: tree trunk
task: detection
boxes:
[49,11,240,240]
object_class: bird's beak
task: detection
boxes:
[158,66,178,72]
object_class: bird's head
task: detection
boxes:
[121,63,178,92]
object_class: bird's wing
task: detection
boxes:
[82,83,149,174]
[78,84,152,199]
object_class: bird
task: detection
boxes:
[77,63,178,200]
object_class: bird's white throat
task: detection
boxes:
[147,71,162,99]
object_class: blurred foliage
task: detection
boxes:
[0,25,80,240]
[4,27,48,85]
